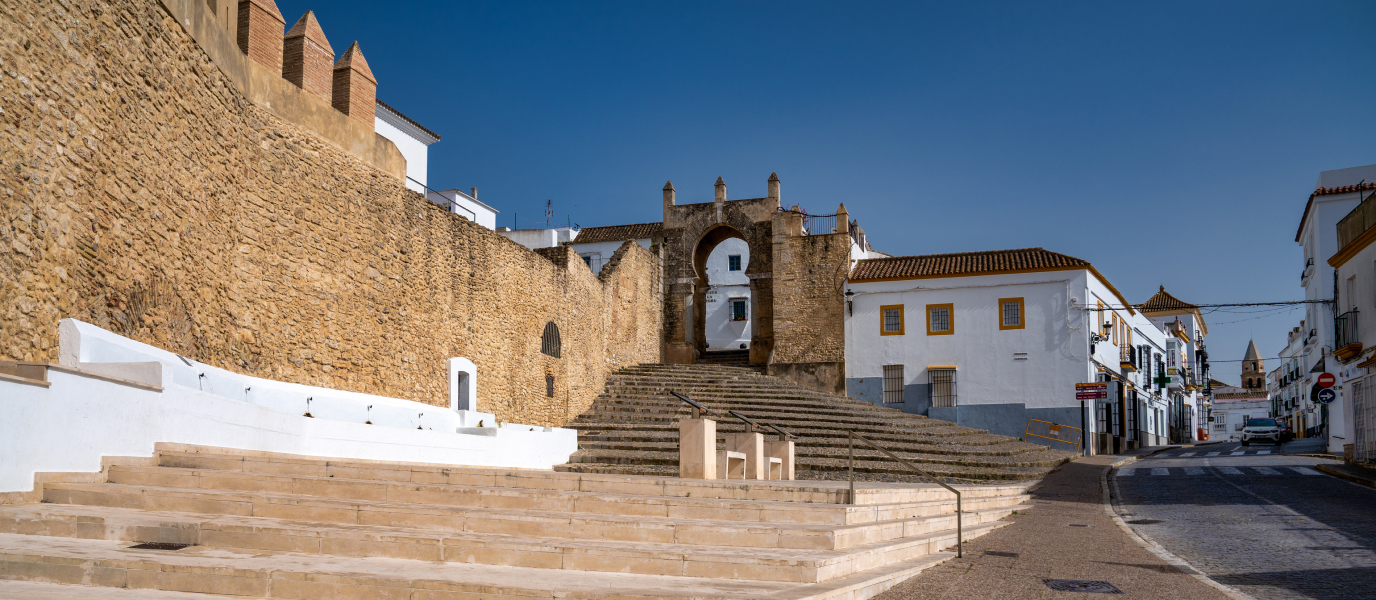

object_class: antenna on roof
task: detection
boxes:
[545,199,553,228]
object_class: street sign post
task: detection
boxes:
[1317,388,1337,404]
[1076,382,1108,401]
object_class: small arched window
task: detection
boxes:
[541,322,561,358]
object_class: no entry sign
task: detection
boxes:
[1317,372,1336,388]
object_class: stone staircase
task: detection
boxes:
[698,350,760,371]
[560,363,1075,482]
[0,445,1034,599]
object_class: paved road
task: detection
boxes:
[1113,442,1376,600]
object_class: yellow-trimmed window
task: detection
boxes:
[927,303,954,336]
[880,304,904,336]
[999,297,1024,330]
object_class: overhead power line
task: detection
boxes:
[1084,300,1331,311]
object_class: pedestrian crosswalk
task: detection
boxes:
[1178,449,1275,457]
[1115,466,1328,477]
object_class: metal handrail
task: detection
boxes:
[848,431,963,557]
[670,391,719,418]
[407,176,478,222]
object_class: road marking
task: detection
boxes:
[1217,467,1244,475]
[1178,452,1196,457]
[1185,467,1205,475]
[1151,468,1170,476]
[1117,468,1135,477]
[1257,450,1271,455]
[1290,467,1323,476]
[1253,467,1282,475]
[1230,452,1245,456]
[1206,452,1220,457]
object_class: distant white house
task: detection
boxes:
[565,223,661,272]
[374,100,440,194]
[702,238,751,351]
[428,188,499,230]
[844,247,1182,454]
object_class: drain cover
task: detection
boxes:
[1068,523,1089,527]
[1126,519,1163,525]
[1043,579,1124,594]
[129,542,190,551]
[984,551,1019,558]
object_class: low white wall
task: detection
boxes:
[0,320,577,492]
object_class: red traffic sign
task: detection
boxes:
[1317,372,1336,388]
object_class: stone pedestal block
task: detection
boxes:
[678,417,717,479]
[725,432,767,480]
[765,439,795,480]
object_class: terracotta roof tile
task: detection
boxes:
[848,247,1089,281]
[376,99,440,141]
[1295,182,1376,242]
[1140,285,1196,312]
[574,222,663,245]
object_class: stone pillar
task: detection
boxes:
[765,439,795,480]
[663,280,696,364]
[749,275,774,365]
[715,177,727,204]
[679,417,717,479]
[663,180,676,209]
[692,277,708,355]
[725,431,767,480]
[768,172,781,207]
[237,0,285,73]
[332,41,377,129]
[283,11,335,102]
[836,203,849,235]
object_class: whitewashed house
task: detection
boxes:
[1323,170,1376,461]
[428,188,499,230]
[1291,163,1375,453]
[1140,287,1211,445]
[1269,323,1313,440]
[700,238,751,351]
[843,247,1169,453]
[565,223,661,272]
[374,100,440,194]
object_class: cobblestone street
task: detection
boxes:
[1114,443,1376,599]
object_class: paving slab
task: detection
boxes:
[871,454,1235,600]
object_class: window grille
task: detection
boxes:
[546,375,554,398]
[928,305,952,334]
[541,322,561,358]
[929,368,956,407]
[881,305,904,335]
[727,255,742,271]
[731,299,747,321]
[1001,300,1021,327]
[882,365,904,404]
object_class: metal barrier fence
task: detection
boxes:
[802,213,838,235]
[1025,419,1082,450]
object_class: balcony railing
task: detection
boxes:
[1335,309,1361,360]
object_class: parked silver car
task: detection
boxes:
[1241,418,1282,446]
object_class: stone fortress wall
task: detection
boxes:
[0,0,662,426]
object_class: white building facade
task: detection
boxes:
[1290,164,1374,453]
[1323,169,1376,461]
[843,247,1177,453]
[374,100,440,194]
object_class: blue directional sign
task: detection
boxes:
[1316,388,1337,404]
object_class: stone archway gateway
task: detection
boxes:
[660,173,853,393]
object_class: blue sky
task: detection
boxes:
[275,1,1375,384]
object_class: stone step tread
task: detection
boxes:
[0,532,964,600]
[0,581,247,600]
[572,444,1072,466]
[556,464,1040,485]
[0,502,1009,569]
[572,424,1020,445]
[571,418,988,438]
[575,436,1044,456]
[565,451,1058,477]
[0,500,1029,551]
[56,476,1028,524]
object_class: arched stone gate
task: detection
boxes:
[659,174,852,393]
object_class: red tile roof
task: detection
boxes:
[849,247,1089,281]
[376,99,440,141]
[849,247,1134,314]
[1295,182,1376,242]
[573,222,663,245]
[1140,286,1196,312]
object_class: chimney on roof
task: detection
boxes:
[767,172,780,206]
[470,187,478,199]
[283,11,334,102]
[237,0,286,73]
[836,203,849,234]
[714,177,726,204]
[663,180,675,208]
[332,41,377,130]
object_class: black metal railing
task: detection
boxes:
[408,176,478,222]
[802,214,838,235]
[848,432,963,557]
[1336,309,1359,348]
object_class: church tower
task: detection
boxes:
[1241,340,1265,390]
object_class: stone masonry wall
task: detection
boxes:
[768,224,848,393]
[0,0,662,425]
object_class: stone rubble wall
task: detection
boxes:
[0,0,662,426]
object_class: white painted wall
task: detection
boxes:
[428,189,498,231]
[703,238,751,350]
[376,117,430,194]
[1210,400,1273,441]
[0,320,577,492]
[568,238,653,273]
[497,227,577,250]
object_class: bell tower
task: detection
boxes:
[1241,339,1265,390]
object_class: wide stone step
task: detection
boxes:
[573,442,1070,468]
[0,503,1012,584]
[572,431,1039,457]
[564,450,1053,481]
[0,580,244,599]
[0,532,965,599]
